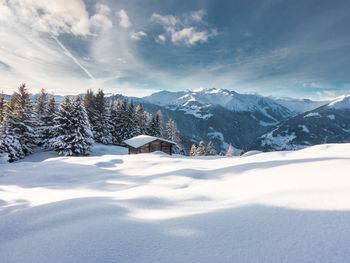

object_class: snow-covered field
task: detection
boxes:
[1,143,350,262]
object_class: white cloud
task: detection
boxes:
[302,82,323,88]
[1,0,91,36]
[95,3,111,15]
[171,27,217,46]
[155,35,166,44]
[190,10,206,23]
[117,9,131,28]
[151,10,217,46]
[90,4,112,32]
[150,13,180,27]
[130,31,147,40]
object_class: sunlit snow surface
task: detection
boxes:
[1,143,350,262]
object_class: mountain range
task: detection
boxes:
[253,95,350,151]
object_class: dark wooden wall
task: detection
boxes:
[128,140,173,155]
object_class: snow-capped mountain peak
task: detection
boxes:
[327,94,350,109]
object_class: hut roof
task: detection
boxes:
[123,135,176,148]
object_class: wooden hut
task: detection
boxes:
[123,135,176,155]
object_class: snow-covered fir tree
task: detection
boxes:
[42,96,57,149]
[135,103,149,135]
[206,141,217,156]
[165,118,184,154]
[147,110,163,137]
[0,103,25,162]
[50,96,94,156]
[110,100,122,144]
[91,89,112,144]
[0,84,37,161]
[84,89,95,123]
[126,98,139,138]
[196,141,206,156]
[190,144,197,156]
[35,89,49,145]
[110,99,131,144]
[35,88,48,117]
[226,144,235,157]
[0,93,5,125]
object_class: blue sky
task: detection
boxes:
[0,0,350,99]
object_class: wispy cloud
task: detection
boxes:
[151,10,217,46]
[90,4,113,32]
[130,31,147,41]
[117,9,132,28]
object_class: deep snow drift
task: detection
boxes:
[1,143,350,262]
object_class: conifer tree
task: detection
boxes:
[42,96,57,149]
[135,103,148,135]
[190,144,197,156]
[165,118,184,154]
[147,110,163,137]
[0,93,5,125]
[0,84,37,161]
[126,98,138,138]
[196,141,206,156]
[119,99,133,141]
[35,88,49,145]
[0,103,25,162]
[35,88,48,117]
[50,96,94,156]
[226,144,235,157]
[84,89,95,119]
[10,84,37,155]
[206,141,217,156]
[84,89,96,131]
[110,99,129,144]
[92,89,112,144]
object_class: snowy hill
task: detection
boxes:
[1,143,350,262]
[254,95,350,151]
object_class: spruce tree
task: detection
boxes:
[92,89,112,144]
[147,110,163,137]
[84,89,95,121]
[190,144,197,156]
[110,100,122,144]
[35,88,48,117]
[0,103,25,162]
[206,141,217,156]
[196,141,206,156]
[42,96,57,149]
[35,88,49,145]
[10,84,37,155]
[110,99,132,143]
[126,98,138,138]
[165,118,184,154]
[226,144,235,157]
[135,103,148,135]
[0,84,37,161]
[0,93,5,125]
[51,96,94,156]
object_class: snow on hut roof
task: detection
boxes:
[123,135,176,148]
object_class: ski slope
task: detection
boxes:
[1,143,350,262]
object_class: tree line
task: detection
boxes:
[189,141,236,157]
[0,84,184,162]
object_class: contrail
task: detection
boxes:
[51,35,95,79]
